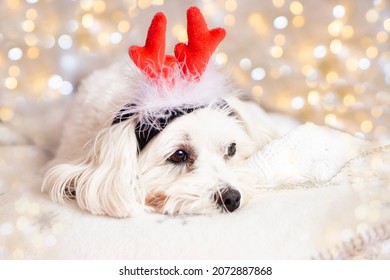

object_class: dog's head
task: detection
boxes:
[138,100,260,215]
[42,7,275,217]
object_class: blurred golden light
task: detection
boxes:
[224,14,236,26]
[371,107,383,118]
[330,39,343,54]
[138,0,152,10]
[25,8,38,20]
[118,20,130,33]
[8,66,21,77]
[355,111,368,122]
[365,9,379,23]
[292,16,305,28]
[384,18,390,32]
[328,20,343,37]
[343,95,356,107]
[251,85,264,97]
[341,25,354,39]
[354,84,366,95]
[81,13,94,28]
[24,34,38,46]
[361,120,373,133]
[307,90,320,105]
[289,1,303,15]
[274,34,286,45]
[97,32,110,46]
[22,20,35,32]
[93,0,106,13]
[152,0,164,5]
[325,113,338,127]
[176,30,187,42]
[346,58,358,71]
[5,77,18,90]
[214,52,228,66]
[172,24,185,38]
[270,69,281,79]
[0,107,15,121]
[301,64,314,76]
[80,0,93,11]
[366,46,379,58]
[376,31,388,43]
[225,0,237,12]
[326,71,339,83]
[248,13,268,35]
[272,0,285,8]
[270,46,283,58]
[6,0,22,10]
[27,47,40,59]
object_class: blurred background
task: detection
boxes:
[1,0,390,260]
[1,0,390,150]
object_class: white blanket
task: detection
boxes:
[1,122,390,259]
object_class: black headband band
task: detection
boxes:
[112,99,229,151]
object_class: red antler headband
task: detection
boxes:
[129,12,176,81]
[129,6,226,82]
[112,7,228,151]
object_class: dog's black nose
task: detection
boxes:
[215,188,241,212]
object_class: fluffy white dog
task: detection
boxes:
[42,7,276,218]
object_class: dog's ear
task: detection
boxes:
[226,97,277,149]
[42,121,143,218]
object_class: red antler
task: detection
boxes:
[174,6,226,80]
[129,12,176,80]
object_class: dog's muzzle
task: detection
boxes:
[214,187,241,213]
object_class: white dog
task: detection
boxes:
[42,7,276,218]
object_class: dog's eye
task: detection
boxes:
[226,143,236,158]
[168,150,188,164]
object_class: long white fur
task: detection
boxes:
[42,58,276,217]
[42,120,144,217]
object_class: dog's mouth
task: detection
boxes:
[214,187,241,213]
[145,192,167,212]
[145,187,241,215]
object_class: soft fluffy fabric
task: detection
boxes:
[1,112,389,259]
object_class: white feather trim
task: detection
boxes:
[114,61,235,128]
